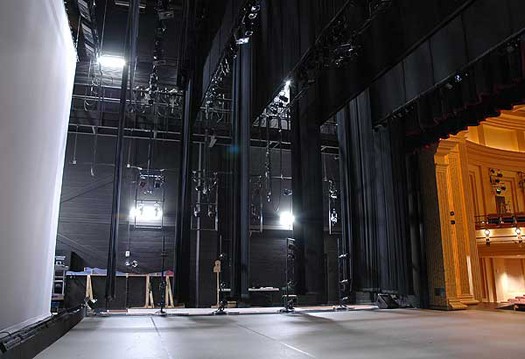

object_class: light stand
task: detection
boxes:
[157,235,167,316]
[280,237,295,313]
[213,255,227,315]
[334,237,350,311]
[213,236,227,315]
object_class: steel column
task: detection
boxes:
[336,106,354,301]
[291,95,326,302]
[173,80,193,305]
[231,44,251,302]
[105,0,140,307]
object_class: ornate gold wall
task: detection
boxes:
[434,109,525,308]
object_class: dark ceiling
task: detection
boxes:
[68,0,229,88]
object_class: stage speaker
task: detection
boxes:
[376,293,399,309]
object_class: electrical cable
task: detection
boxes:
[72,124,79,164]
[99,0,110,54]
[90,123,98,177]
[75,14,82,50]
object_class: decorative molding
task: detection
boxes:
[466,141,525,171]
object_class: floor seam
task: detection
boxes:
[234,322,316,358]
[151,317,175,359]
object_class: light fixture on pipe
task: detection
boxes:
[97,54,126,69]
[484,229,491,246]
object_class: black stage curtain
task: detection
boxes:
[336,89,423,300]
[399,34,525,147]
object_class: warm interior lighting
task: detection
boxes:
[97,55,126,69]
[280,211,295,229]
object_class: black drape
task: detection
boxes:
[399,35,525,147]
[336,89,424,302]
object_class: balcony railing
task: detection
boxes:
[475,213,525,229]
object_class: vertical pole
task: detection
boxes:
[239,44,251,302]
[105,0,139,308]
[336,106,354,302]
[195,143,203,307]
[291,94,325,302]
[231,44,251,302]
[173,81,193,305]
[290,96,306,295]
[285,237,289,304]
[231,47,241,301]
[159,235,166,313]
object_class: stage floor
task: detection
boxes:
[36,308,525,358]
[123,304,378,316]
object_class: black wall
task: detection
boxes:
[57,133,180,274]
[57,130,341,307]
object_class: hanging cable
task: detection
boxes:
[265,113,272,203]
[72,125,79,165]
[99,0,110,54]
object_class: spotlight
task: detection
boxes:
[97,55,126,69]
[209,133,218,148]
[130,204,163,221]
[279,95,289,103]
[156,24,167,36]
[158,10,175,20]
[330,208,338,224]
[280,211,295,229]
[236,37,250,45]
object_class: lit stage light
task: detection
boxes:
[97,55,126,69]
[280,211,295,229]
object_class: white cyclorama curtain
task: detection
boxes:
[0,0,76,333]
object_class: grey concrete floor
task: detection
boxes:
[36,309,525,359]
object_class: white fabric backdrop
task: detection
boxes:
[0,0,76,333]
